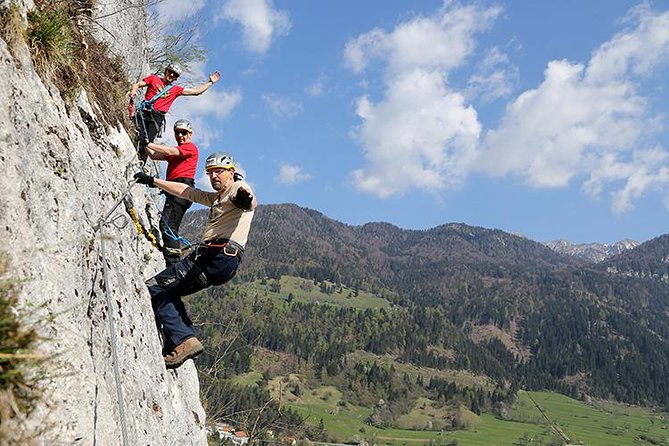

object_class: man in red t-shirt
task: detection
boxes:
[129,62,220,161]
[145,119,199,265]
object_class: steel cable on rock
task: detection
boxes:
[97,226,131,446]
[93,179,142,446]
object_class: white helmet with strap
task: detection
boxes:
[165,62,182,76]
[205,152,236,171]
[173,119,192,132]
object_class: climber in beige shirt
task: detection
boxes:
[134,152,256,369]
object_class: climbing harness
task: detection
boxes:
[139,84,174,111]
[129,84,174,164]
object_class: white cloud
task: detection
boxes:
[583,148,669,213]
[480,59,648,186]
[275,163,311,185]
[164,87,242,149]
[307,74,325,97]
[587,3,669,81]
[351,70,481,197]
[152,0,206,26]
[219,0,290,53]
[262,93,303,118]
[466,46,518,103]
[345,2,498,197]
[479,5,669,212]
[175,89,243,120]
[346,2,669,212]
[344,28,390,74]
[344,3,501,76]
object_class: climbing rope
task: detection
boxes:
[91,173,167,445]
[145,188,194,250]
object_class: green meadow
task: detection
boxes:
[237,275,393,310]
[279,387,669,446]
[506,391,669,446]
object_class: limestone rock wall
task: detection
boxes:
[90,0,149,81]
[0,2,206,445]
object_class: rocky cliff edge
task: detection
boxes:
[0,1,206,444]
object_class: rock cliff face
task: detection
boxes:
[0,1,206,445]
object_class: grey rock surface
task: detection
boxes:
[91,0,149,81]
[544,238,640,263]
[0,4,206,446]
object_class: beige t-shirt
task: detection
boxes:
[184,181,255,248]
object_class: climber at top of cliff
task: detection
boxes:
[128,62,221,162]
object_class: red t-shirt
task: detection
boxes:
[142,74,185,113]
[165,142,198,180]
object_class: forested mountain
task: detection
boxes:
[181,204,669,409]
[597,234,669,281]
[183,204,579,295]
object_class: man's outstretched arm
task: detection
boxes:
[182,71,221,96]
[134,173,191,198]
[146,142,180,160]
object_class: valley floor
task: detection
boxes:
[289,391,669,446]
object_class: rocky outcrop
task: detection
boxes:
[0,2,206,445]
[544,238,640,263]
[90,0,148,82]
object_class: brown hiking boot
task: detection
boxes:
[164,337,204,369]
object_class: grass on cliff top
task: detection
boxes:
[12,0,128,126]
[0,3,25,56]
[0,254,42,444]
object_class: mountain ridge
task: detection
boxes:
[182,203,669,407]
[544,238,641,263]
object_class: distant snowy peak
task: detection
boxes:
[544,239,640,263]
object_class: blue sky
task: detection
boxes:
[150,0,669,244]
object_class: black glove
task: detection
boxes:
[134,172,155,187]
[231,188,253,210]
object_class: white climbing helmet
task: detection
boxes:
[173,119,192,133]
[165,62,182,76]
[205,152,236,171]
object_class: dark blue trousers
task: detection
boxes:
[147,245,240,348]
